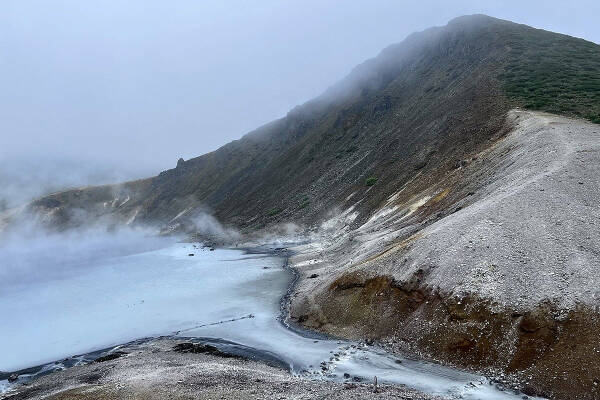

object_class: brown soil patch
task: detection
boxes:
[294,274,600,399]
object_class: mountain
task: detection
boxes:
[22,14,600,233]
[12,15,600,399]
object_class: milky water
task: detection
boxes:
[0,240,543,399]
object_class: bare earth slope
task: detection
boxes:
[289,110,600,399]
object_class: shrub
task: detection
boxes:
[587,114,600,124]
[365,177,378,186]
[499,31,600,124]
[268,207,282,216]
[299,196,310,209]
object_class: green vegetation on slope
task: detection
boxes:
[365,177,378,187]
[268,207,283,216]
[498,29,600,123]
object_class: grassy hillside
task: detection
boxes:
[498,26,600,123]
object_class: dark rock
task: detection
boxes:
[453,159,470,169]
[79,373,102,384]
[413,160,428,170]
[188,253,194,256]
[308,274,319,279]
[94,351,127,363]
[173,342,240,359]
[8,373,19,382]
[297,314,308,323]
[343,373,351,379]
[33,198,61,208]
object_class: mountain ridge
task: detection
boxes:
[24,14,516,230]
[22,15,600,235]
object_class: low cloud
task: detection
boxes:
[190,211,241,242]
[0,210,178,290]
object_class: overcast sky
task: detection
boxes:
[2,0,599,183]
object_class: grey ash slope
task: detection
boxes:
[289,110,600,400]
[26,14,600,232]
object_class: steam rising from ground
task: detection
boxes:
[186,209,303,245]
[0,203,253,292]
[0,157,146,210]
[0,222,177,290]
[191,211,240,241]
